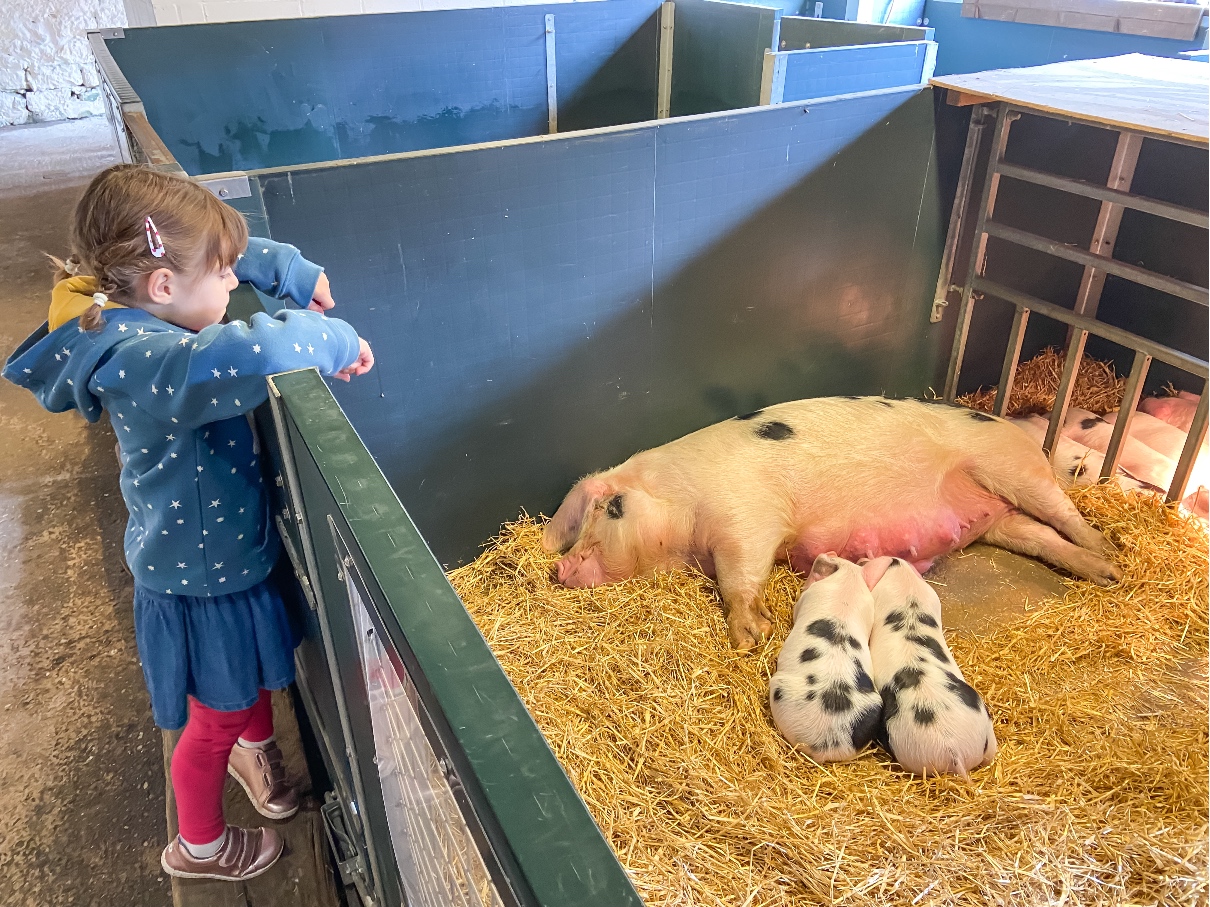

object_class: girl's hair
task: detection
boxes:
[65,164,248,331]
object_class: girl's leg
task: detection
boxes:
[171,697,254,850]
[162,696,284,881]
[237,688,275,746]
[228,689,298,820]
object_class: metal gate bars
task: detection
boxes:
[936,103,1210,505]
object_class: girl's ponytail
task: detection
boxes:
[46,253,107,332]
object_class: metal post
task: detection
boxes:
[943,106,1016,401]
[993,304,1029,417]
[545,15,558,134]
[1071,131,1144,323]
[1043,328,1088,460]
[657,2,675,119]
[931,106,989,324]
[1168,384,1209,503]
[1100,351,1151,481]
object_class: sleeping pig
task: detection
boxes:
[768,553,882,761]
[1140,392,1200,433]
[862,556,997,777]
[543,397,1121,649]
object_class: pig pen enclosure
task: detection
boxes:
[92,4,1208,906]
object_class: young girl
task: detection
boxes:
[3,164,375,882]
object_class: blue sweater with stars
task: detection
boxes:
[3,242,360,598]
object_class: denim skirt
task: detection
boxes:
[133,559,303,730]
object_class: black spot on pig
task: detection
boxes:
[1071,462,1087,478]
[806,619,845,646]
[916,612,939,629]
[756,421,795,441]
[983,736,990,756]
[821,683,852,714]
[968,411,996,422]
[799,646,822,663]
[734,409,764,421]
[853,662,875,694]
[908,634,949,664]
[841,395,861,401]
[884,610,907,632]
[875,713,895,759]
[878,399,893,408]
[891,667,923,691]
[913,705,936,726]
[849,704,882,750]
[806,674,816,685]
[1080,416,1104,430]
[805,691,816,702]
[772,686,784,702]
[605,494,624,520]
[944,671,983,711]
[846,635,862,651]
[890,558,906,569]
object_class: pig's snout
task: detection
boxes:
[554,551,609,588]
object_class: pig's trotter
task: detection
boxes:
[727,604,773,650]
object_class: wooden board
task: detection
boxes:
[161,688,343,907]
[931,53,1210,144]
[961,0,1205,41]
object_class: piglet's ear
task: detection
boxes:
[860,556,895,590]
[542,477,610,554]
[807,552,840,584]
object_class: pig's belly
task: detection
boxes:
[785,497,1012,574]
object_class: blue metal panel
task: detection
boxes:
[105,1,662,175]
[923,0,1209,76]
[670,0,781,114]
[777,41,930,100]
[256,87,942,565]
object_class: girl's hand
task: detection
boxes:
[333,338,374,382]
[307,272,335,312]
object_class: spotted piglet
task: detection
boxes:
[862,556,997,777]
[769,553,882,762]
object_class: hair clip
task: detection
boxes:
[93,292,108,308]
[144,216,165,258]
[63,256,82,276]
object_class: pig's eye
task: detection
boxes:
[605,494,624,520]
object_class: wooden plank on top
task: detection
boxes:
[930,54,1210,145]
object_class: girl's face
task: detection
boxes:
[142,262,239,332]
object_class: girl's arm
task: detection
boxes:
[96,310,362,429]
[234,237,327,309]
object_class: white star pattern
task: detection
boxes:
[211,398,218,406]
[307,344,314,354]
[119,370,125,378]
[243,569,250,575]
[293,344,302,353]
[132,479,139,487]
[180,580,188,585]
[228,367,238,377]
[216,517,225,522]
[118,324,127,332]
[179,337,190,346]
[165,434,175,441]
[214,562,223,570]
[228,440,236,447]
[238,508,245,514]
[136,327,146,335]
[237,534,244,540]
[252,345,261,354]
[234,399,241,407]
[166,386,174,395]
[158,464,163,470]
[62,348,70,357]
[210,499,221,508]
[219,577,226,583]
[141,449,148,453]
[212,368,222,378]
[177,519,184,525]
[123,425,131,432]
[151,385,158,394]
[170,501,181,509]
[322,333,328,341]
[145,350,152,358]
[162,530,168,535]
[170,453,177,459]
[197,466,204,472]
[177,562,186,569]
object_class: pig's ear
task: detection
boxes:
[807,552,841,584]
[542,477,610,553]
[860,556,895,590]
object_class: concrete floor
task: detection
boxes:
[0,119,169,907]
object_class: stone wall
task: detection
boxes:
[1,0,128,127]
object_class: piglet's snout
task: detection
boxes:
[553,552,607,588]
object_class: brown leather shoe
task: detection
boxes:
[160,826,283,880]
[228,740,299,820]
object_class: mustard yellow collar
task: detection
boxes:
[49,276,127,331]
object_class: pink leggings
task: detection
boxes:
[171,690,275,845]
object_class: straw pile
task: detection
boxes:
[449,485,1208,907]
[957,347,1125,416]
